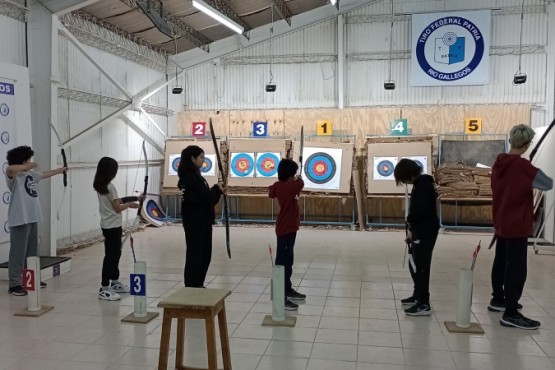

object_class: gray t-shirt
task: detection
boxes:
[97,183,122,229]
[5,169,43,227]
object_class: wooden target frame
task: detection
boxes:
[366,137,433,194]
[163,139,222,189]
[292,141,354,194]
[227,138,290,188]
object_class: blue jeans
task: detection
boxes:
[275,232,297,293]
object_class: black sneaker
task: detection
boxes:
[487,299,523,312]
[401,295,417,307]
[286,289,306,301]
[284,299,298,311]
[8,286,27,296]
[40,281,47,289]
[405,302,432,316]
[500,312,540,330]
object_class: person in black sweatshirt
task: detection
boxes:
[178,145,225,288]
[394,158,439,316]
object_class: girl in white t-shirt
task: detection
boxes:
[93,157,142,301]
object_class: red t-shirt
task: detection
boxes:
[491,153,538,238]
[269,178,304,236]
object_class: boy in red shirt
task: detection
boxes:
[269,159,305,311]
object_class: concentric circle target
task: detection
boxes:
[256,153,279,177]
[231,153,254,177]
[304,152,336,184]
[145,200,164,221]
[376,160,394,177]
[201,157,213,174]
[172,157,180,172]
[442,32,458,46]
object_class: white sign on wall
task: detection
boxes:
[0,79,17,244]
[411,10,491,86]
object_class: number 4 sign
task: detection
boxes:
[192,122,206,137]
[390,119,409,136]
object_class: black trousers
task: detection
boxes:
[275,232,297,294]
[491,236,528,315]
[101,227,122,287]
[184,224,213,287]
[411,230,438,305]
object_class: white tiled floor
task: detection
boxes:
[2,225,555,369]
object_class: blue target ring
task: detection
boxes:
[304,153,336,184]
[231,153,254,177]
[201,157,213,173]
[256,153,279,177]
[172,157,180,172]
[377,160,394,177]
[146,200,165,221]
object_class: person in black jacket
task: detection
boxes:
[178,145,225,287]
[394,158,439,316]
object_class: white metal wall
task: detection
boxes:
[182,0,552,109]
[0,14,26,66]
[55,32,168,244]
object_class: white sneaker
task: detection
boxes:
[110,281,130,293]
[99,287,121,301]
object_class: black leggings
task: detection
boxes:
[101,227,122,287]
[184,224,213,287]
[411,231,438,305]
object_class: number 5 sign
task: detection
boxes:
[465,118,482,134]
[192,122,206,137]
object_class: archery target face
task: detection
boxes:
[142,199,165,227]
[402,156,428,174]
[255,152,280,178]
[373,156,399,180]
[230,152,255,177]
[302,147,342,190]
[201,154,216,177]
[168,154,180,176]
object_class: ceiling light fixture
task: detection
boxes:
[330,0,339,10]
[192,0,244,34]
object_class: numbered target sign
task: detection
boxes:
[130,274,146,296]
[192,122,206,137]
[390,119,409,136]
[23,269,35,291]
[465,118,482,134]
[316,120,332,136]
[253,121,268,137]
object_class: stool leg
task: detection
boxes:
[205,314,218,370]
[218,306,232,370]
[158,312,172,370]
[175,318,185,368]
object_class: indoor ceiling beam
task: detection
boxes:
[202,0,251,39]
[271,0,292,26]
[118,0,211,52]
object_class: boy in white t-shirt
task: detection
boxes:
[5,145,67,296]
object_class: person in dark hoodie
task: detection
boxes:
[178,145,225,288]
[489,124,552,330]
[269,158,305,311]
[394,158,439,316]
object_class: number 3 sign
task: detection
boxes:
[130,274,146,296]
[192,122,206,137]
[253,121,268,137]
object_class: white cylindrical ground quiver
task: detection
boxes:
[271,265,285,322]
[456,268,473,328]
[27,256,41,312]
[134,261,147,318]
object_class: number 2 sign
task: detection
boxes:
[24,269,35,291]
[192,122,206,137]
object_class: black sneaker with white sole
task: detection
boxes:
[487,299,523,312]
[500,312,540,330]
[284,299,298,311]
[286,289,306,301]
[40,281,47,289]
[401,295,417,307]
[8,286,27,296]
[404,302,432,316]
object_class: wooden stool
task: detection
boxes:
[157,288,232,370]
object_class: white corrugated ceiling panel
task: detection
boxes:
[0,15,26,66]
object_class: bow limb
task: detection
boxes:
[50,120,68,220]
[530,118,555,162]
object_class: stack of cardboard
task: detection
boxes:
[435,163,492,198]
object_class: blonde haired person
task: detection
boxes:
[489,124,553,329]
